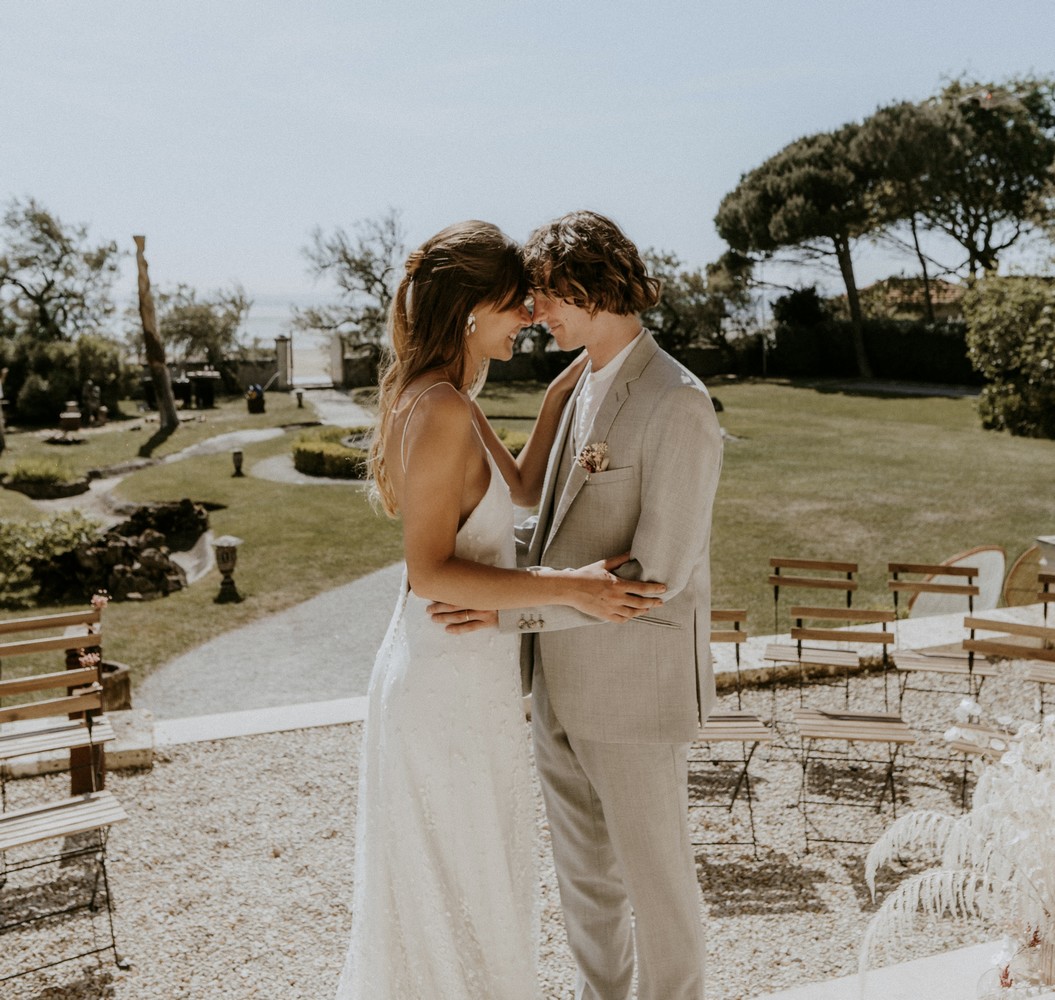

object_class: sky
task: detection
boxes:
[2,0,1053,337]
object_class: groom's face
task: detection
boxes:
[532,292,593,352]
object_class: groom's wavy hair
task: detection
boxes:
[523,211,661,316]
[369,220,528,517]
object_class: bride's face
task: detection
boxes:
[469,299,532,363]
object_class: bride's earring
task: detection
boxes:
[466,313,477,337]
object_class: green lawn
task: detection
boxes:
[485,378,1055,633]
[0,393,310,484]
[4,379,1052,686]
[710,381,1054,631]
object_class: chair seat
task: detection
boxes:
[698,712,774,744]
[892,652,997,678]
[1026,662,1055,684]
[0,716,115,763]
[793,708,915,745]
[763,643,859,670]
[946,724,1012,759]
[0,790,127,852]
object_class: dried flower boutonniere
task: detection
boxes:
[576,441,610,474]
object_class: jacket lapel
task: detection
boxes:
[544,332,659,550]
[531,367,586,563]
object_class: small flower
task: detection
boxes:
[78,649,101,669]
[90,590,110,610]
[576,441,610,474]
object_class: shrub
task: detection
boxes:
[0,512,103,608]
[292,442,369,479]
[964,275,1055,438]
[291,425,369,479]
[4,456,76,485]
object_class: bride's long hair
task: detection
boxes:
[369,221,528,517]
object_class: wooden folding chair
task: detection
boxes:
[767,557,857,634]
[0,609,127,982]
[1041,572,1055,625]
[962,616,1055,719]
[690,611,774,856]
[785,608,915,852]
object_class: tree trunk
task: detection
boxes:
[910,216,936,324]
[834,235,873,378]
[133,236,179,433]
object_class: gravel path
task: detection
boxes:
[4,660,1030,999]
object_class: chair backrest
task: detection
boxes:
[962,616,1055,664]
[711,609,747,707]
[789,606,896,652]
[888,561,981,619]
[0,608,103,724]
[769,558,857,632]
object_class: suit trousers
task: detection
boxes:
[532,667,706,1000]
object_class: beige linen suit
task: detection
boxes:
[499,332,723,1000]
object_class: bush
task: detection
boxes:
[292,428,372,479]
[0,512,103,608]
[965,275,1055,438]
[4,456,76,485]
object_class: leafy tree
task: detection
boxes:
[155,284,252,389]
[294,207,405,351]
[925,77,1055,278]
[0,197,119,341]
[643,249,754,359]
[964,275,1055,438]
[853,101,957,321]
[715,123,878,376]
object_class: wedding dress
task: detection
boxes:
[337,388,540,1000]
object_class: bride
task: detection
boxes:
[335,220,666,999]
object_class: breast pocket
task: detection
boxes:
[586,466,634,485]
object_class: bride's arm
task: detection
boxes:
[401,386,662,621]
[472,352,588,508]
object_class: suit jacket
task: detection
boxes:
[498,331,723,743]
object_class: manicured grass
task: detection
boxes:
[491,378,1055,633]
[0,393,311,481]
[5,378,1053,689]
[100,429,403,684]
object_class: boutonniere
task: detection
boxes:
[576,441,610,474]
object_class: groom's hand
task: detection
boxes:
[427,603,498,634]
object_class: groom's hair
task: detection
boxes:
[523,211,661,316]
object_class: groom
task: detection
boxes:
[433,211,722,1000]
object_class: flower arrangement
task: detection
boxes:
[577,441,610,474]
[860,716,1055,994]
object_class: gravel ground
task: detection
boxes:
[4,663,1035,1000]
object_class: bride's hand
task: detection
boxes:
[548,350,589,395]
[556,553,667,622]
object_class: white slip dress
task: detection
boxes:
[336,385,540,1000]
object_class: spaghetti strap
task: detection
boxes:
[400,381,457,474]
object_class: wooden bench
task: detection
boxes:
[0,607,127,982]
[962,616,1055,719]
[945,722,1014,811]
[691,612,773,855]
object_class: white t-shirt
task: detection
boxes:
[572,330,644,455]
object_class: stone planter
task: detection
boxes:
[100,660,133,712]
[2,476,91,500]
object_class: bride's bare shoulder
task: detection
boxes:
[393,379,472,446]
